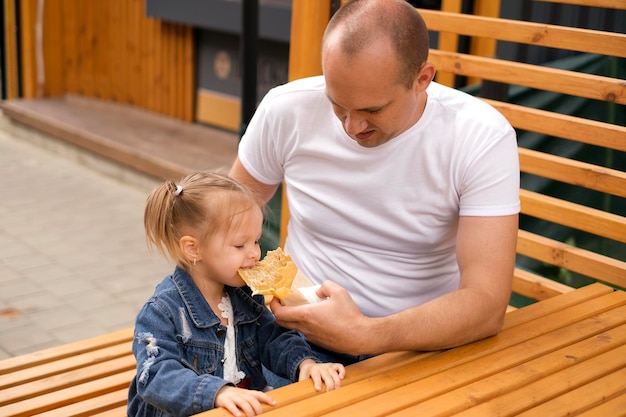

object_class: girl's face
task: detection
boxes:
[197,205,263,287]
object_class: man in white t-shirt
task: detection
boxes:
[230,0,520,360]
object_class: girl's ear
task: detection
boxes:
[179,236,200,262]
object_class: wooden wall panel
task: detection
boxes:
[3,0,20,98]
[17,0,194,121]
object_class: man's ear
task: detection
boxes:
[414,62,435,91]
[179,236,200,262]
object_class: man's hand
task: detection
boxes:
[270,281,375,355]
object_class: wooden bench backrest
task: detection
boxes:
[422,1,626,301]
[283,0,626,303]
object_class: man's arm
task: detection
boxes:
[229,157,279,205]
[270,214,519,355]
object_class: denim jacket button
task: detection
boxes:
[216,327,226,337]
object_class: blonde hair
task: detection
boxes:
[143,171,262,270]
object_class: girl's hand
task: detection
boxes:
[298,358,346,392]
[215,385,276,417]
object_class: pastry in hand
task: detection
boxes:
[238,248,323,306]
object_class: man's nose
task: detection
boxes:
[344,112,366,135]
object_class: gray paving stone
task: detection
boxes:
[0,117,171,356]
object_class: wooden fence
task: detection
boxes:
[4,0,194,121]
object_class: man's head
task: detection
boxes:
[323,0,430,88]
[322,0,435,147]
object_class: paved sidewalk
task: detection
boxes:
[0,115,172,359]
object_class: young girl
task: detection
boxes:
[127,171,345,417]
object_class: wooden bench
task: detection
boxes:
[1,1,625,416]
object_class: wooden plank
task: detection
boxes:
[469,0,500,58]
[0,328,132,375]
[246,296,626,417]
[532,0,626,9]
[60,0,78,95]
[18,0,37,98]
[182,25,195,122]
[0,370,135,417]
[517,230,626,288]
[88,404,128,417]
[429,50,626,104]
[515,368,626,417]
[0,355,135,407]
[30,388,128,417]
[453,343,626,416]
[3,0,20,98]
[0,343,131,391]
[502,283,614,331]
[204,289,626,417]
[419,9,626,58]
[520,189,626,244]
[466,0,501,85]
[287,0,330,82]
[196,89,241,132]
[518,147,626,198]
[201,352,439,417]
[351,320,626,417]
[282,0,332,247]
[576,392,626,417]
[513,267,574,301]
[486,100,626,152]
[434,0,463,87]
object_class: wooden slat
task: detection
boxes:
[484,99,626,153]
[520,189,626,244]
[61,0,79,95]
[88,404,128,417]
[282,0,332,247]
[453,344,626,416]
[0,355,135,407]
[287,0,330,82]
[15,0,195,120]
[513,267,574,301]
[518,148,626,198]
[532,0,626,9]
[469,0,501,58]
[466,0,501,85]
[502,283,614,329]
[435,0,463,87]
[3,0,20,98]
[235,294,626,417]
[30,388,128,417]
[429,50,626,104]
[517,230,626,289]
[514,368,626,417]
[0,370,135,417]
[420,9,626,58]
[206,287,618,416]
[18,0,38,98]
[0,327,132,375]
[380,321,626,417]
[576,393,626,417]
[0,343,132,391]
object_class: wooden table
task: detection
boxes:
[201,283,626,417]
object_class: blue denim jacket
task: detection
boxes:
[127,266,318,417]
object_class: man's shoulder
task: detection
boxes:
[267,75,326,99]
[427,82,511,128]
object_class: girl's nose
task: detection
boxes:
[250,245,261,261]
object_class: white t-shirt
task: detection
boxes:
[239,76,520,317]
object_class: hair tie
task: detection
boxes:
[173,185,183,196]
